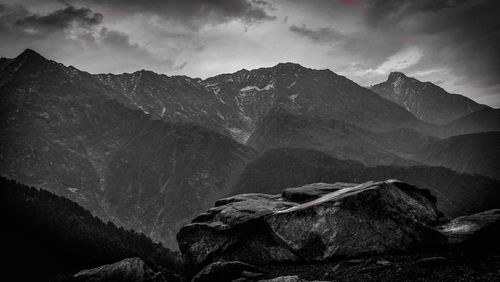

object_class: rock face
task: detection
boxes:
[437,209,500,248]
[177,180,447,269]
[72,258,165,282]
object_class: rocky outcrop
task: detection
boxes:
[437,209,500,249]
[177,180,447,269]
[72,258,166,282]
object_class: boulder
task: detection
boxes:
[265,180,447,261]
[191,261,263,282]
[437,209,500,249]
[177,194,300,267]
[72,258,166,282]
[177,180,447,269]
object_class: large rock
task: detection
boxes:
[177,180,447,269]
[72,258,166,282]
[178,193,301,267]
[437,209,500,248]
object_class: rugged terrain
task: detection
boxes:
[1,48,499,259]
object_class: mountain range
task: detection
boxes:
[1,49,499,250]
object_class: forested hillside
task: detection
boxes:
[0,176,183,281]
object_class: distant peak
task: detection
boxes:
[387,72,408,81]
[273,62,307,70]
[18,48,45,59]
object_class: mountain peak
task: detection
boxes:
[387,72,408,81]
[17,48,46,60]
[273,62,308,71]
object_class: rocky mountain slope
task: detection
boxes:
[416,132,500,180]
[371,72,487,124]
[0,49,256,249]
[232,148,500,217]
[96,62,432,144]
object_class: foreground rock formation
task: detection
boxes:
[58,181,500,282]
[177,180,448,269]
[55,258,166,282]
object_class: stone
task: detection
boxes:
[265,180,447,261]
[191,261,263,282]
[178,180,447,269]
[437,209,500,249]
[72,258,166,282]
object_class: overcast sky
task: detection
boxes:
[1,0,499,107]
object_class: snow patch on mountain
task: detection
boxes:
[239,81,275,92]
[289,93,300,102]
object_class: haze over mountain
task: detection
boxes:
[371,72,488,124]
[417,132,500,181]
[438,108,500,137]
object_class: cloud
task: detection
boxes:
[289,24,345,43]
[14,6,102,31]
[0,3,102,37]
[80,0,275,28]
[373,46,424,74]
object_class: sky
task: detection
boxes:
[0,0,499,107]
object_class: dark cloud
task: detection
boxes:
[363,0,470,28]
[81,0,275,27]
[15,6,102,31]
[362,0,500,90]
[290,24,345,43]
[0,3,102,35]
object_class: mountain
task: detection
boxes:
[95,71,241,140]
[371,72,488,124]
[439,108,500,137]
[0,49,256,249]
[96,62,432,144]
[417,132,500,180]
[247,108,431,166]
[0,176,182,281]
[232,148,500,217]
[1,49,496,251]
